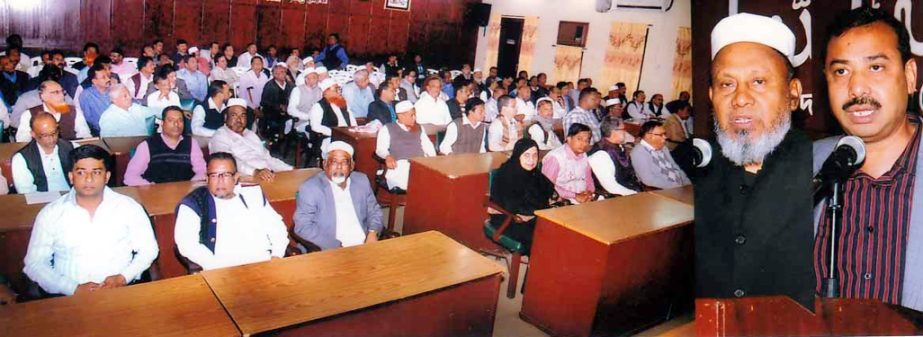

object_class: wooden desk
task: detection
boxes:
[332,125,442,187]
[403,152,509,252]
[651,185,693,206]
[0,169,320,290]
[202,231,502,336]
[0,275,240,337]
[624,121,641,137]
[520,192,695,337]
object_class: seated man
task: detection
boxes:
[366,81,397,125]
[309,78,357,150]
[16,80,91,142]
[589,117,641,196]
[12,113,74,193]
[99,84,158,137]
[440,97,487,155]
[23,145,159,296]
[191,80,229,137]
[124,106,206,186]
[542,123,595,203]
[209,98,293,182]
[174,152,289,270]
[630,120,690,189]
[663,100,692,150]
[259,63,293,138]
[375,101,436,190]
[488,95,525,151]
[528,97,563,151]
[294,141,383,251]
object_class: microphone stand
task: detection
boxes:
[821,179,844,298]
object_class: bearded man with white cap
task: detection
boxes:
[309,78,357,151]
[287,67,322,134]
[209,98,293,182]
[293,141,383,251]
[376,101,437,190]
[694,12,815,309]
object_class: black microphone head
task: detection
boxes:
[693,138,712,168]
[836,135,866,166]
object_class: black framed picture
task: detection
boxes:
[385,0,411,11]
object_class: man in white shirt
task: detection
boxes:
[237,56,270,109]
[191,80,230,137]
[124,57,156,101]
[488,95,525,152]
[236,43,262,70]
[376,101,436,190]
[294,141,383,251]
[529,98,564,150]
[17,80,91,142]
[12,113,75,193]
[400,68,419,103]
[626,90,655,120]
[414,76,452,126]
[174,152,289,271]
[108,48,134,77]
[145,69,181,114]
[484,86,506,123]
[209,99,292,182]
[440,97,487,155]
[99,85,158,137]
[309,79,357,151]
[287,67,321,133]
[23,144,159,296]
[514,85,536,121]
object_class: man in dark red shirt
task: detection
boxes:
[814,7,922,312]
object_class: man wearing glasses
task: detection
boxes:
[630,120,690,189]
[24,145,159,296]
[174,152,289,271]
[16,80,91,142]
[12,112,75,193]
[293,141,382,251]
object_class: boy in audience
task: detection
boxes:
[542,123,595,204]
[23,145,159,296]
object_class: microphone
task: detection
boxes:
[692,138,712,168]
[813,136,866,189]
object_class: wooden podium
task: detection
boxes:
[696,296,923,336]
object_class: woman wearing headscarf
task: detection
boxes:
[489,138,555,254]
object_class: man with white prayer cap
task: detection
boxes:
[294,140,384,251]
[209,97,293,182]
[694,12,815,310]
[315,66,329,81]
[309,78,357,151]
[375,100,436,190]
[289,67,321,133]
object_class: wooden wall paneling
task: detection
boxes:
[229,0,258,51]
[111,0,146,55]
[144,0,175,51]
[0,4,9,41]
[7,1,82,51]
[173,0,205,46]
[326,14,350,49]
[328,0,351,16]
[303,4,328,52]
[280,4,307,52]
[255,1,283,49]
[347,15,371,58]
[387,15,411,58]
[201,0,232,49]
[81,0,113,51]
[367,16,391,59]
[369,0,390,17]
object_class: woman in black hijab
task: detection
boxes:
[489,138,555,254]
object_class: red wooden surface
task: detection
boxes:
[402,160,501,253]
[3,0,482,67]
[521,209,694,336]
[276,275,500,337]
[696,297,923,336]
[332,127,379,187]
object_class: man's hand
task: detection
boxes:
[384,156,397,170]
[575,191,593,204]
[255,168,275,182]
[100,274,127,289]
[0,284,17,305]
[74,282,101,295]
[366,231,379,243]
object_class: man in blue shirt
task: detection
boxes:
[176,55,207,102]
[341,69,374,119]
[315,34,349,70]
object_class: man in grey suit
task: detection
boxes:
[294,141,383,251]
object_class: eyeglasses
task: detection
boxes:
[326,159,352,169]
[44,90,64,95]
[207,171,237,180]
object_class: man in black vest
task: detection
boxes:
[11,112,73,193]
[367,81,397,125]
[123,106,207,186]
[191,80,230,137]
[315,34,349,70]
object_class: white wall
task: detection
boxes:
[474,0,691,99]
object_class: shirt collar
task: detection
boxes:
[462,115,479,128]
[640,139,657,152]
[208,98,224,110]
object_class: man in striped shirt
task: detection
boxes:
[814,8,923,311]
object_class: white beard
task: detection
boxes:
[715,114,791,167]
[331,175,347,185]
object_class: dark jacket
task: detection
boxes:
[367,99,395,125]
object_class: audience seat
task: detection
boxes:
[372,153,405,237]
[483,168,528,299]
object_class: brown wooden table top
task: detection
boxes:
[651,185,693,206]
[333,124,443,140]
[0,193,56,232]
[201,231,503,335]
[0,275,240,337]
[410,151,509,178]
[534,192,693,245]
[0,138,107,161]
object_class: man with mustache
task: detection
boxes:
[694,13,815,309]
[309,78,357,151]
[16,80,91,142]
[208,98,292,183]
[813,8,922,311]
[293,141,383,251]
